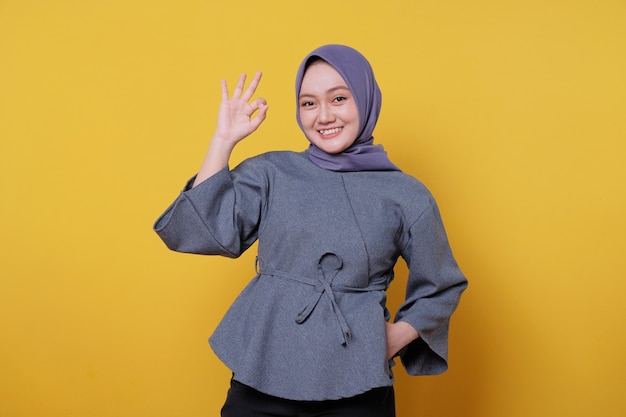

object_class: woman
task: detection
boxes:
[154,44,467,417]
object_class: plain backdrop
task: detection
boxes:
[1,1,625,416]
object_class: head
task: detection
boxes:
[295,45,382,154]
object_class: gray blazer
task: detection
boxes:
[154,151,467,401]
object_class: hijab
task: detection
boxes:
[295,44,400,172]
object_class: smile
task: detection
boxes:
[319,127,342,135]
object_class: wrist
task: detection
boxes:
[209,135,236,153]
[192,137,235,187]
[396,321,419,345]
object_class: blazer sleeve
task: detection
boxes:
[395,196,468,375]
[153,161,267,258]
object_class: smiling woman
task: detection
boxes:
[153,44,467,417]
[295,46,401,172]
[298,60,360,154]
[2,1,626,416]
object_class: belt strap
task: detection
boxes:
[257,253,389,345]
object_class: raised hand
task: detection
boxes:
[214,71,268,146]
[192,71,269,187]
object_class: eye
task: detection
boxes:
[300,100,315,107]
[333,96,348,103]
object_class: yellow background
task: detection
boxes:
[1,0,625,416]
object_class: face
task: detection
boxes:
[298,61,360,154]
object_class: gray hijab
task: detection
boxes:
[295,44,400,172]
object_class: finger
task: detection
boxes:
[232,73,247,99]
[220,79,229,102]
[249,102,268,131]
[241,71,262,102]
[249,97,268,111]
[248,98,267,119]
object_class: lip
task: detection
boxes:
[317,127,343,139]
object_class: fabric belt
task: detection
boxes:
[256,253,390,345]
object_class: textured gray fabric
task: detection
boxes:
[154,151,467,401]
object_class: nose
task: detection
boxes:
[318,103,335,124]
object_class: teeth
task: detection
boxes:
[320,128,341,135]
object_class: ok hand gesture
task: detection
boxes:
[193,71,269,187]
[214,71,268,146]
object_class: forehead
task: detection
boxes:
[299,61,349,95]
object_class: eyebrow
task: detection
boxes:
[299,85,351,99]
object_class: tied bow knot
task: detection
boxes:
[295,253,352,345]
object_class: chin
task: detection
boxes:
[318,145,348,154]
[314,139,353,154]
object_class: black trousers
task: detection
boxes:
[221,379,396,417]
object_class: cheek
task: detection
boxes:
[299,111,316,128]
[339,103,359,123]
